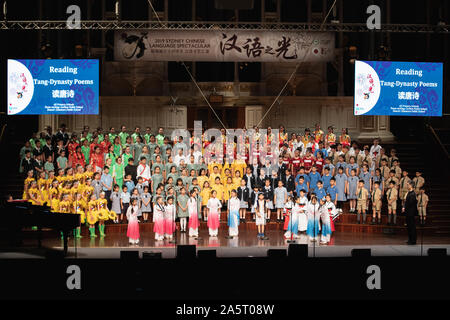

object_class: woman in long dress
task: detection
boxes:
[324,194,337,233]
[297,190,309,232]
[284,196,300,239]
[320,196,333,244]
[206,190,222,237]
[126,198,140,244]
[164,196,176,240]
[153,196,165,241]
[187,189,200,237]
[306,196,321,242]
[227,189,240,238]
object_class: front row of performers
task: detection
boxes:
[25,180,337,245]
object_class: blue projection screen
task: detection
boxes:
[7,59,99,115]
[354,60,443,117]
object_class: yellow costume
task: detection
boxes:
[27,187,41,205]
[58,200,72,213]
[200,187,212,206]
[22,177,35,199]
[87,200,99,225]
[211,183,224,201]
[73,200,86,223]
[97,198,110,221]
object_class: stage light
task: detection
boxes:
[120,250,139,260]
[288,244,308,259]
[197,250,216,259]
[428,248,447,257]
[267,249,287,258]
[142,251,162,259]
[351,249,371,258]
[177,245,196,259]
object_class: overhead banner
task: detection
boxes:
[114,30,334,62]
[7,59,99,115]
[354,60,443,117]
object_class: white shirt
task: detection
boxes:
[369,145,382,158]
[228,197,240,212]
[207,198,222,212]
[174,154,187,166]
[193,151,202,164]
[136,163,151,182]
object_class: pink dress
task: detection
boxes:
[126,205,140,240]
[188,199,199,230]
[207,198,221,230]
[153,204,165,236]
[164,204,176,235]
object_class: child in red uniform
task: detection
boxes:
[302,148,315,174]
[290,149,302,176]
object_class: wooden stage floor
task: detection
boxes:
[3,224,449,259]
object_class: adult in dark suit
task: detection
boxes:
[402,181,417,245]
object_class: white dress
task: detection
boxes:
[228,197,240,237]
[254,200,266,226]
[297,196,309,232]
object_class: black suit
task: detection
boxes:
[283,175,295,194]
[237,186,250,203]
[243,174,256,191]
[249,165,261,178]
[404,190,418,244]
[125,164,138,184]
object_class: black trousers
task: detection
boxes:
[104,190,112,210]
[406,215,417,243]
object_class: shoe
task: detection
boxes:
[406,241,416,245]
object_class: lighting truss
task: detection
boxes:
[0,20,449,33]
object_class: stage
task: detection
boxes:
[1,227,449,259]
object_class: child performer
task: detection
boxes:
[254,193,269,240]
[153,196,166,241]
[237,179,249,223]
[110,184,121,224]
[126,198,140,244]
[187,189,200,238]
[120,185,130,224]
[284,196,300,239]
[206,190,222,237]
[177,187,189,233]
[319,197,332,245]
[97,191,110,237]
[356,180,369,224]
[164,196,176,240]
[274,180,288,222]
[417,186,429,225]
[72,193,86,238]
[140,186,152,222]
[227,189,240,238]
[371,181,382,225]
[306,195,320,242]
[324,194,337,233]
[387,181,398,225]
[87,194,99,238]
[297,190,309,232]
[283,195,294,232]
